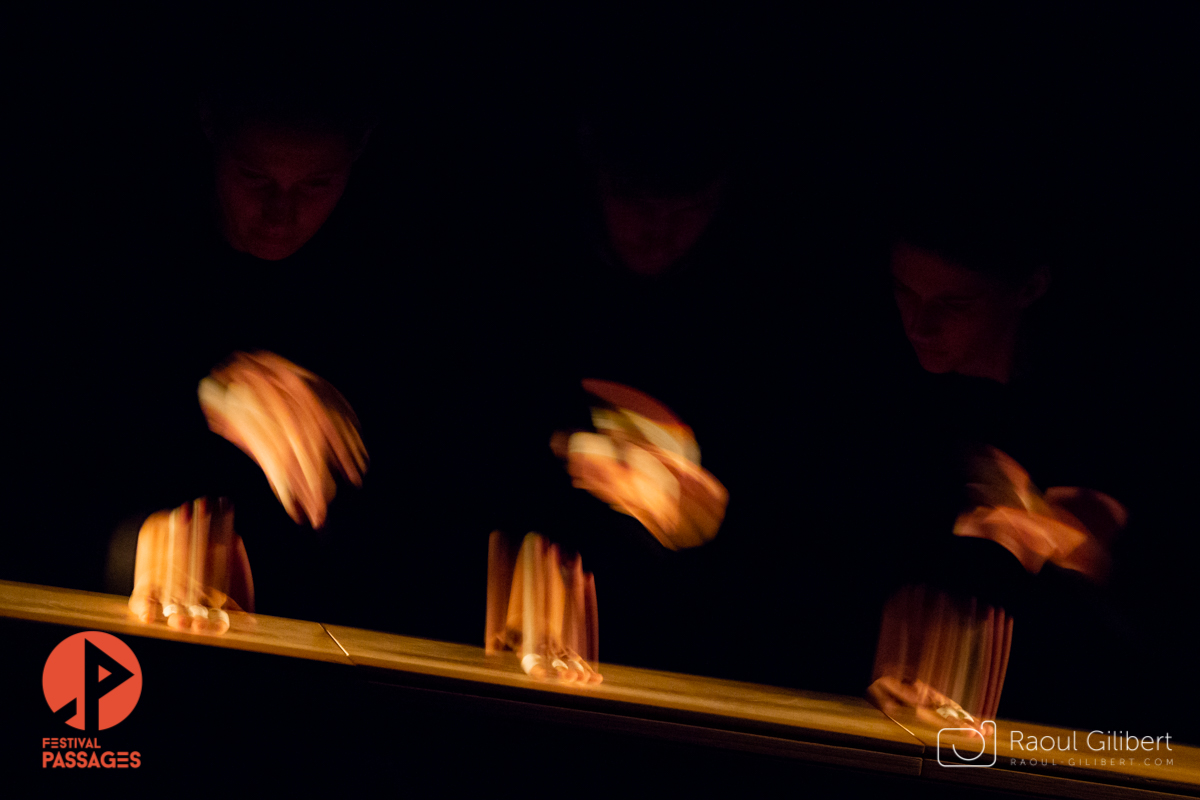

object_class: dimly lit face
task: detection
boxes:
[215,122,355,261]
[890,242,1031,377]
[599,177,721,276]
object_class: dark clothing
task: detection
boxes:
[870,359,1186,737]
[66,158,512,645]
[479,182,905,691]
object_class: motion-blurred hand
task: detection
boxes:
[553,379,728,550]
[198,351,368,528]
[128,498,254,635]
[869,585,1010,735]
[954,446,1127,582]
[486,532,601,684]
[868,676,995,736]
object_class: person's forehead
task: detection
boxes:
[225,121,353,175]
[890,242,995,295]
[600,172,721,207]
[608,189,718,213]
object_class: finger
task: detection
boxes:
[295,371,368,484]
[520,652,549,681]
[563,553,586,659]
[520,534,547,671]
[584,571,599,665]
[658,447,728,514]
[486,532,516,654]
[566,432,619,464]
[205,378,304,524]
[130,512,169,622]
[184,498,209,610]
[504,539,525,648]
[189,606,230,635]
[210,358,317,524]
[258,361,346,504]
[570,653,603,684]
[161,503,192,621]
[548,651,580,683]
[625,445,682,535]
[182,498,230,635]
[619,408,698,464]
[233,364,328,525]
[622,503,676,550]
[543,546,581,683]
[204,507,253,615]
[254,351,367,486]
[227,533,255,614]
[545,543,566,654]
[127,592,160,624]
[317,395,369,481]
[205,499,233,605]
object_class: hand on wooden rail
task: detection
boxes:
[128,498,253,635]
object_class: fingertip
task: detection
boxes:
[192,611,230,636]
[129,599,156,624]
[551,658,577,682]
[140,599,161,624]
[209,608,231,634]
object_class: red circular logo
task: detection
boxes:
[43,632,142,731]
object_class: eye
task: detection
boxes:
[237,169,271,188]
[304,178,334,190]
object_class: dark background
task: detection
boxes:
[4,3,1197,742]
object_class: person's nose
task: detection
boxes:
[639,223,668,249]
[908,302,944,344]
[261,186,296,228]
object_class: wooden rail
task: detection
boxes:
[2,580,1195,797]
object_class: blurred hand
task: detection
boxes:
[486,532,602,684]
[955,447,1127,582]
[128,498,254,634]
[199,351,368,528]
[554,379,728,550]
[868,676,994,736]
[869,585,1010,735]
